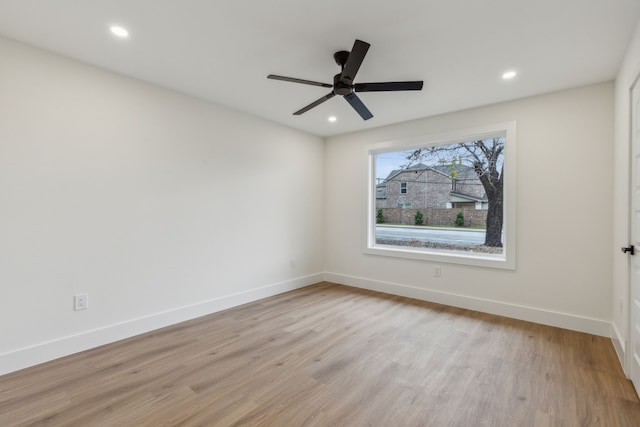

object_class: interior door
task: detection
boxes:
[630,79,640,393]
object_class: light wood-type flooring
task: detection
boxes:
[1,282,639,426]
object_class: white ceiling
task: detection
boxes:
[0,0,639,137]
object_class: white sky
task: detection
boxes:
[375,150,414,181]
[375,139,505,181]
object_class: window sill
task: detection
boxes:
[364,243,514,270]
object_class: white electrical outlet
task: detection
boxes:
[434,265,441,278]
[74,293,88,311]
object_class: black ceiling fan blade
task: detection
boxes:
[344,92,373,120]
[293,92,336,115]
[268,74,332,88]
[354,81,424,92]
[340,39,370,85]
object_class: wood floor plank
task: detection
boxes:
[1,282,639,426]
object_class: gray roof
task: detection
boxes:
[383,163,477,182]
[431,164,478,180]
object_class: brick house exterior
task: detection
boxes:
[376,163,487,210]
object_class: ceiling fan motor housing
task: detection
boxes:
[333,73,352,95]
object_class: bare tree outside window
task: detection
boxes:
[406,138,504,247]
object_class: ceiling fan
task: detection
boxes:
[268,39,423,121]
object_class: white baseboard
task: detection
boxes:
[325,272,613,337]
[611,321,627,376]
[0,273,323,376]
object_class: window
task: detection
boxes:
[365,122,516,269]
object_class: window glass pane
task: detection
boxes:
[371,136,508,262]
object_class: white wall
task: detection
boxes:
[325,83,614,335]
[0,36,325,374]
[612,19,640,366]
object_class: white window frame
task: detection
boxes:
[364,122,516,270]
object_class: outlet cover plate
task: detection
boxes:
[74,294,88,311]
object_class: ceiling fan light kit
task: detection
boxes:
[268,39,423,121]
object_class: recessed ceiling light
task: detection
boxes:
[110,26,129,38]
[502,70,517,80]
[328,116,337,122]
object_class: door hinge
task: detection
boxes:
[622,245,635,255]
